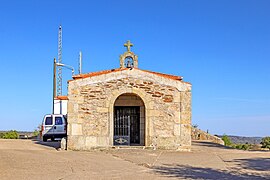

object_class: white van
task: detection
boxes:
[41,114,67,142]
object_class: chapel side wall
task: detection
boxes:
[67,70,191,150]
[180,89,192,149]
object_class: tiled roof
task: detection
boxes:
[71,68,183,81]
[72,68,124,80]
[55,96,68,100]
[139,69,182,81]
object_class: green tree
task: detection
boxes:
[2,130,19,139]
[222,134,232,146]
[33,130,40,137]
[261,137,270,149]
[32,124,42,137]
[235,144,251,150]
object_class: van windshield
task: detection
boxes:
[45,117,53,125]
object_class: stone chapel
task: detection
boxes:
[67,41,192,151]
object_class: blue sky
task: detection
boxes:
[0,0,269,137]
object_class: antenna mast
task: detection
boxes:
[57,25,63,96]
[79,51,82,74]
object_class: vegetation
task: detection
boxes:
[222,135,232,146]
[222,134,253,150]
[33,130,40,137]
[33,124,42,137]
[0,130,19,139]
[231,143,252,150]
[261,137,270,149]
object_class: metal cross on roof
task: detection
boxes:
[124,40,133,52]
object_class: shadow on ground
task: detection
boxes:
[229,158,270,171]
[32,139,61,149]
[192,141,234,150]
[152,164,270,180]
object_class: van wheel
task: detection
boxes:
[43,137,47,142]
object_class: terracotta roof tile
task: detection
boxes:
[139,69,183,81]
[55,96,68,100]
[72,68,125,80]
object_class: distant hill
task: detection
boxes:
[217,135,262,145]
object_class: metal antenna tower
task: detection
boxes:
[78,51,82,74]
[57,25,63,96]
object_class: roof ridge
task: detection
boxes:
[71,68,183,81]
[139,69,182,80]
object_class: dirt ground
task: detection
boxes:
[0,139,269,180]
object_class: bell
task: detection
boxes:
[126,60,131,68]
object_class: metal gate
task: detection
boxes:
[114,107,140,146]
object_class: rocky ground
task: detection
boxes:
[0,139,269,179]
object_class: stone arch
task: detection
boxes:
[120,51,138,68]
[124,56,134,68]
[108,88,150,146]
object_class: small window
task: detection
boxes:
[45,117,52,125]
[55,117,63,125]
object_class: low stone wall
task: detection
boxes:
[191,127,224,145]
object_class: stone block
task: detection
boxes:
[180,111,191,124]
[180,124,191,146]
[181,117,191,125]
[71,88,79,95]
[163,95,173,103]
[174,124,181,136]
[156,137,177,149]
[76,96,85,103]
[148,109,161,117]
[71,123,83,135]
[173,92,181,103]
[148,101,155,109]
[85,136,97,147]
[174,111,181,123]
[61,137,67,150]
[67,103,74,113]
[155,128,173,137]
[97,136,109,146]
[76,116,84,124]
[97,107,109,113]
[67,136,85,150]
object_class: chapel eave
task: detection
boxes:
[70,67,185,83]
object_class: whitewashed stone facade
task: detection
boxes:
[67,42,192,151]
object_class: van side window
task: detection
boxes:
[45,117,52,125]
[55,117,63,125]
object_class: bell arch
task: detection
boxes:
[120,40,138,68]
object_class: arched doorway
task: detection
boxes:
[113,93,145,146]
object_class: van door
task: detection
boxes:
[54,116,65,134]
[43,115,54,135]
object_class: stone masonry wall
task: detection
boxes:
[67,69,191,150]
[192,127,224,145]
